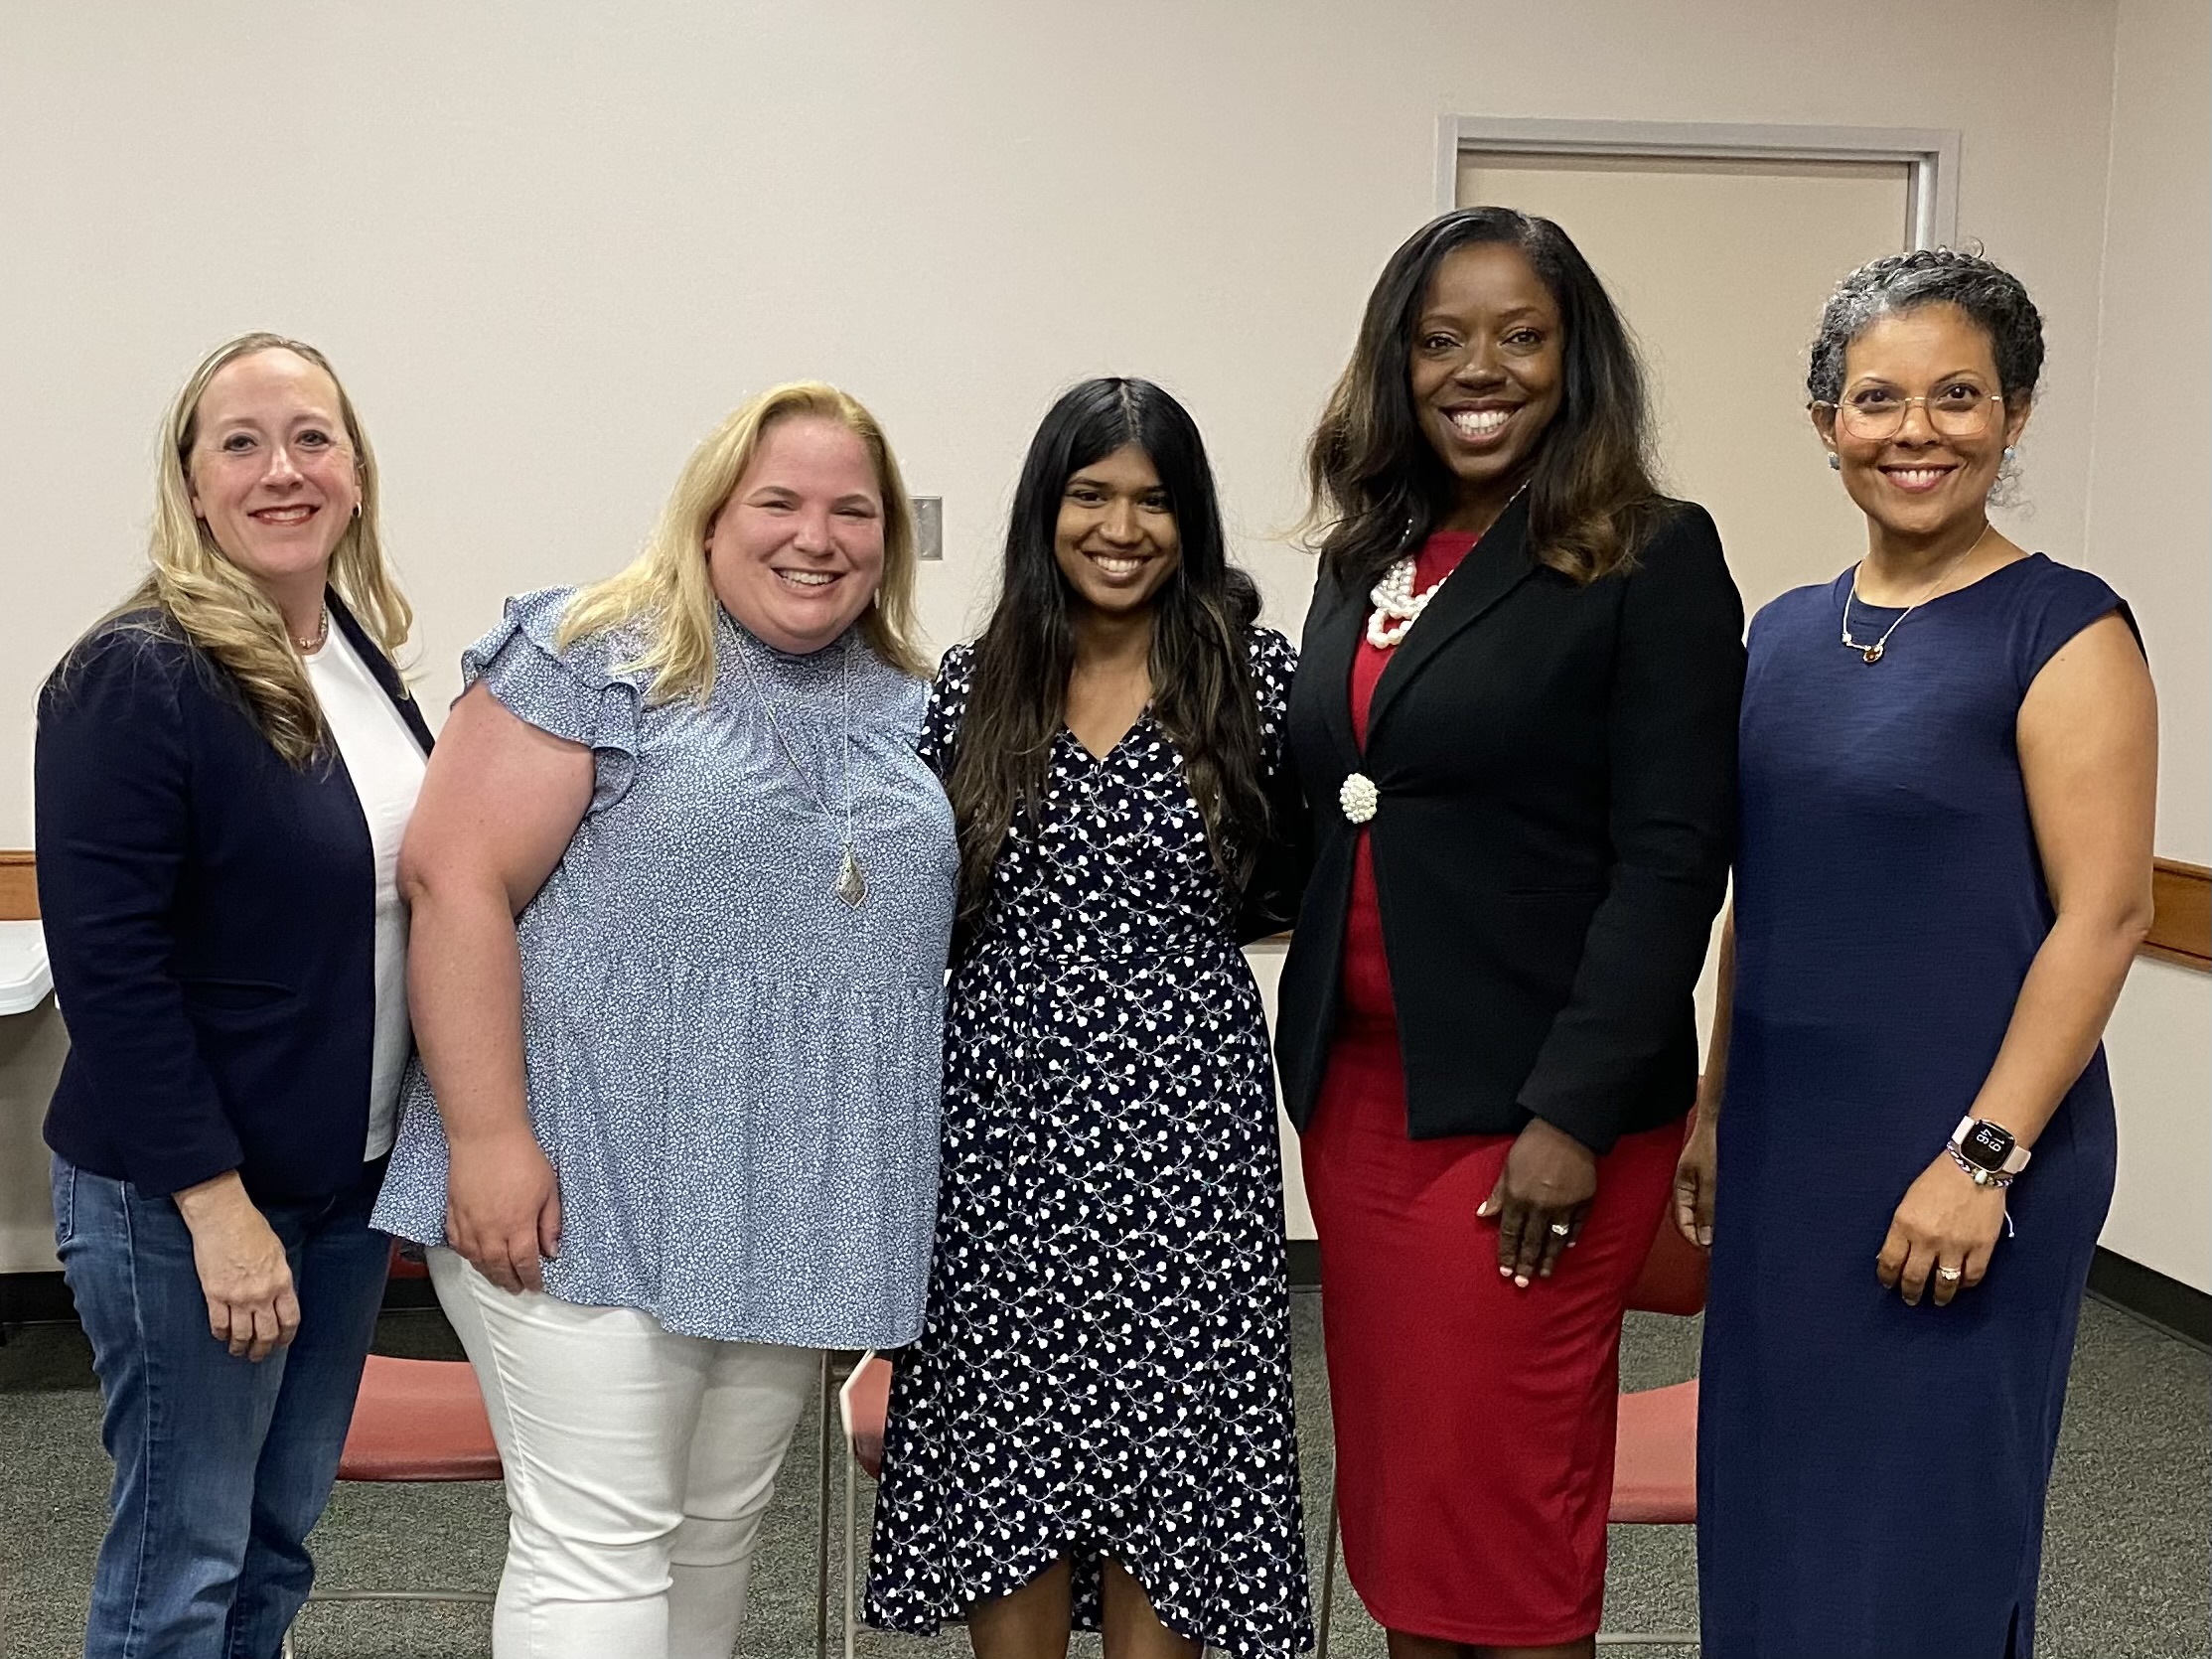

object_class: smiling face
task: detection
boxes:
[186,349,361,601]
[706,414,887,654]
[1407,241,1566,529]
[1053,443,1182,620]
[1816,303,2031,543]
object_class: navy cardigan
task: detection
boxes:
[37,594,432,1200]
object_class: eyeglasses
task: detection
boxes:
[1813,386,2004,442]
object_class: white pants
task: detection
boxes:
[429,1249,818,1659]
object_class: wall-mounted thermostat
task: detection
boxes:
[912,496,944,561]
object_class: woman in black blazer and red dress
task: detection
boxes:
[1278,208,1744,1658]
[38,333,428,1658]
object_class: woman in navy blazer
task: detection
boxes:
[37,333,429,1659]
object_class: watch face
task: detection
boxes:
[1962,1121,2015,1170]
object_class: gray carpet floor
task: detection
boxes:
[2,1291,2203,1659]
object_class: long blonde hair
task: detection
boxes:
[558,381,929,697]
[116,332,414,767]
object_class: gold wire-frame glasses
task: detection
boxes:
[1812,386,2006,443]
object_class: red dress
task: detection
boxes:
[1300,530,1683,1647]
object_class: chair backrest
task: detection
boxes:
[1623,1111,1708,1317]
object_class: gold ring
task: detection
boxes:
[1936,1267,1963,1281]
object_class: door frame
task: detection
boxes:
[1436,116,1960,249]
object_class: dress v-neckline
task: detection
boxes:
[1064,706,1151,765]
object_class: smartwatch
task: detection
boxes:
[1950,1116,2031,1184]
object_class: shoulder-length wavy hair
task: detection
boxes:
[946,377,1270,933]
[108,331,413,768]
[1307,206,1668,589]
[559,381,929,695]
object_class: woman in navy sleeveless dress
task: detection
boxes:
[1681,251,2157,1659]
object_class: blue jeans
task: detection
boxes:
[53,1154,390,1659]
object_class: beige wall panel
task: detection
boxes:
[2100,963,2210,1289]
[1456,153,1911,618]
[2083,0,2212,1290]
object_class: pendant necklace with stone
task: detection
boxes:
[735,626,868,908]
[1840,522,1994,666]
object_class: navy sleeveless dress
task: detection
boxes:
[1698,553,2134,1659]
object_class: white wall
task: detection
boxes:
[0,0,2128,838]
[2082,0,2212,1291]
[5,0,2200,1278]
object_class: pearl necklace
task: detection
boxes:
[1365,487,1526,650]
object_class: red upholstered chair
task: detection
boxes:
[279,1247,502,1659]
[1315,1125,1710,1658]
[1595,1167,1707,1648]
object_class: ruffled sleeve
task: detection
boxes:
[462,588,646,814]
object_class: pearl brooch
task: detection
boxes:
[1339,772,1379,824]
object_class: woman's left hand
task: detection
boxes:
[1876,1151,2009,1306]
[1479,1118,1598,1288]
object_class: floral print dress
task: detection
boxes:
[867,629,1312,1657]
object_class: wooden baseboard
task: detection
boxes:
[0,851,35,922]
[2145,857,2210,972]
[5,853,2204,967]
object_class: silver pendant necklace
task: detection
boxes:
[1841,523,1994,665]
[733,627,866,909]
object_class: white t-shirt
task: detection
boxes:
[304,625,426,1160]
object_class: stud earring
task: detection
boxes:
[1827,452,1842,471]
[2002,446,2017,463]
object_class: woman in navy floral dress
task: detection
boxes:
[868,378,1311,1658]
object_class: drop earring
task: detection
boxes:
[1827,452,1842,471]
[2002,446,2017,463]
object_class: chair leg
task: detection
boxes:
[1316,1460,1338,1659]
[815,1351,834,1659]
[843,1443,859,1659]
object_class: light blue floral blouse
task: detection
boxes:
[372,589,959,1348]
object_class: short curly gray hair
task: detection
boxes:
[1807,247,2045,407]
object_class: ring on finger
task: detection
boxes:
[1936,1266,1964,1282]
[1548,1221,1572,1237]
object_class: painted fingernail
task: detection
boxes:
[1514,1274,1531,1288]
[1499,1266,1513,1278]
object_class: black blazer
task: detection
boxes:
[37,593,432,1199]
[1275,496,1744,1152]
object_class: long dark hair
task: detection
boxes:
[1307,206,1668,589]
[946,377,1270,933]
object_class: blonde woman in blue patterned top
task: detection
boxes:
[372,382,958,1659]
